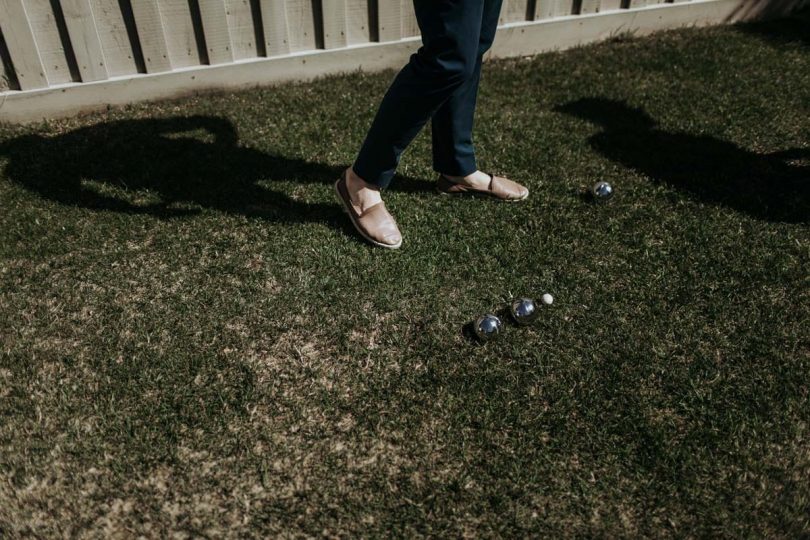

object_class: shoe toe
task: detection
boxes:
[382,234,402,246]
[378,225,402,246]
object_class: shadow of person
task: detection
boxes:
[554,98,809,223]
[0,115,433,227]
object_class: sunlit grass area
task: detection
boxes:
[1,12,808,537]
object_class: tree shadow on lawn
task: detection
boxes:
[0,115,433,228]
[555,98,809,224]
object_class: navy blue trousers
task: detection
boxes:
[352,0,504,189]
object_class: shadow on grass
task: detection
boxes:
[732,6,810,48]
[555,98,809,224]
[0,115,433,227]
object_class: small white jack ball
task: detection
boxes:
[541,293,554,305]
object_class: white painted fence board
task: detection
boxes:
[400,0,419,37]
[89,0,139,76]
[630,0,666,7]
[129,0,172,73]
[61,0,108,81]
[198,0,234,64]
[285,0,317,52]
[260,0,290,56]
[157,0,200,68]
[346,0,371,45]
[376,0,401,41]
[322,0,348,49]
[500,0,528,23]
[535,0,575,18]
[22,0,73,84]
[580,0,601,14]
[599,0,623,11]
[0,0,48,89]
[226,0,258,59]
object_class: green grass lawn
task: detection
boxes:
[1,12,808,537]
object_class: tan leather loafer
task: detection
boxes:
[436,172,529,202]
[334,170,402,249]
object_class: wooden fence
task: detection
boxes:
[0,0,804,122]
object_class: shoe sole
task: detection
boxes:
[435,186,529,203]
[334,179,403,250]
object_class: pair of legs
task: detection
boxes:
[338,0,527,248]
[352,0,505,190]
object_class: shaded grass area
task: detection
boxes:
[1,13,809,537]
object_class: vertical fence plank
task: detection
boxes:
[260,0,289,56]
[579,0,601,13]
[500,0,529,23]
[129,0,172,73]
[20,0,74,84]
[376,0,401,42]
[535,0,574,18]
[60,0,109,82]
[158,0,201,68]
[89,0,140,76]
[0,0,49,89]
[345,0,371,45]
[400,0,419,37]
[284,0,317,52]
[198,0,234,64]
[322,0,348,49]
[629,0,664,6]
[599,0,623,11]
[225,0,259,59]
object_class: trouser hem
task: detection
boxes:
[432,158,478,178]
[351,159,396,190]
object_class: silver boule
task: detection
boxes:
[592,181,614,202]
[474,314,503,341]
[510,297,539,325]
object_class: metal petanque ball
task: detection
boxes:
[474,314,503,341]
[592,181,614,202]
[510,297,539,325]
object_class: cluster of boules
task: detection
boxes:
[473,293,554,342]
